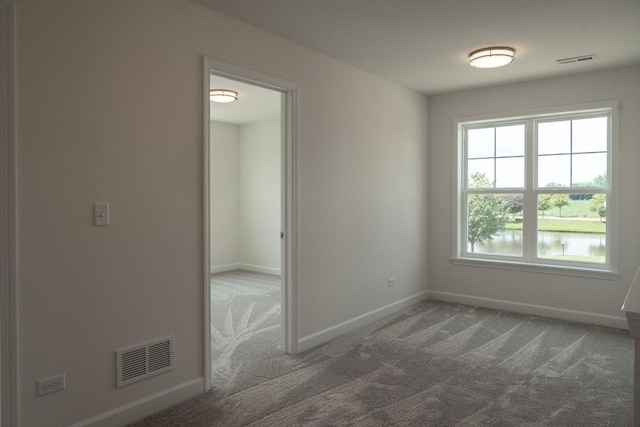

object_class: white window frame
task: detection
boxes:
[452,102,619,280]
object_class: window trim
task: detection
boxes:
[452,101,619,278]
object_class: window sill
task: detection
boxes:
[450,257,619,281]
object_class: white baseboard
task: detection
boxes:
[210,263,240,274]
[427,290,629,330]
[210,263,281,275]
[69,378,204,427]
[298,291,428,352]
[238,263,281,275]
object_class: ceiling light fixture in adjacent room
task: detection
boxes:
[469,47,516,68]
[210,89,238,103]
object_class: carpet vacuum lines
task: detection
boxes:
[130,299,633,426]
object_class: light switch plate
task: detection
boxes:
[93,202,109,226]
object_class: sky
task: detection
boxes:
[467,116,608,188]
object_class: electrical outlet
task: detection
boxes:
[388,277,396,287]
[37,374,65,396]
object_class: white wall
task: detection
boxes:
[16,1,428,425]
[210,119,281,274]
[428,65,640,326]
[238,120,281,273]
[210,122,239,269]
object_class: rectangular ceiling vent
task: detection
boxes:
[116,336,174,388]
[556,54,597,65]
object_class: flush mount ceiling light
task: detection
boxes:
[210,89,238,103]
[469,47,516,68]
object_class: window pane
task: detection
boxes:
[467,194,521,256]
[496,157,524,188]
[538,121,570,154]
[496,125,525,157]
[573,117,607,153]
[468,160,494,187]
[460,109,613,271]
[537,194,606,264]
[468,128,494,159]
[538,154,570,187]
[572,153,607,187]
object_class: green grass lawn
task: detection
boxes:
[542,199,599,218]
[539,254,606,263]
[505,218,606,234]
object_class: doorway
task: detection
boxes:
[203,58,298,392]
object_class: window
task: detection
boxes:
[454,104,617,276]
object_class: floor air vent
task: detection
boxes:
[116,336,174,388]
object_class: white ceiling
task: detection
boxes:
[210,75,281,125]
[195,0,640,95]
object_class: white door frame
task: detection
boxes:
[203,57,298,391]
[0,1,18,425]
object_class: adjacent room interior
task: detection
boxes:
[208,74,285,394]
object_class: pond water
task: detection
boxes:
[472,229,606,262]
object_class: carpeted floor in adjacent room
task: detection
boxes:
[208,270,284,396]
[130,292,633,426]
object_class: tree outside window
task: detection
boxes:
[458,106,614,270]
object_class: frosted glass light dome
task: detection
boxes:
[469,47,516,68]
[210,89,238,103]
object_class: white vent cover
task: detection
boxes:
[116,336,174,388]
[556,54,597,64]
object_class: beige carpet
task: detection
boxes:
[130,299,633,426]
[208,270,284,396]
